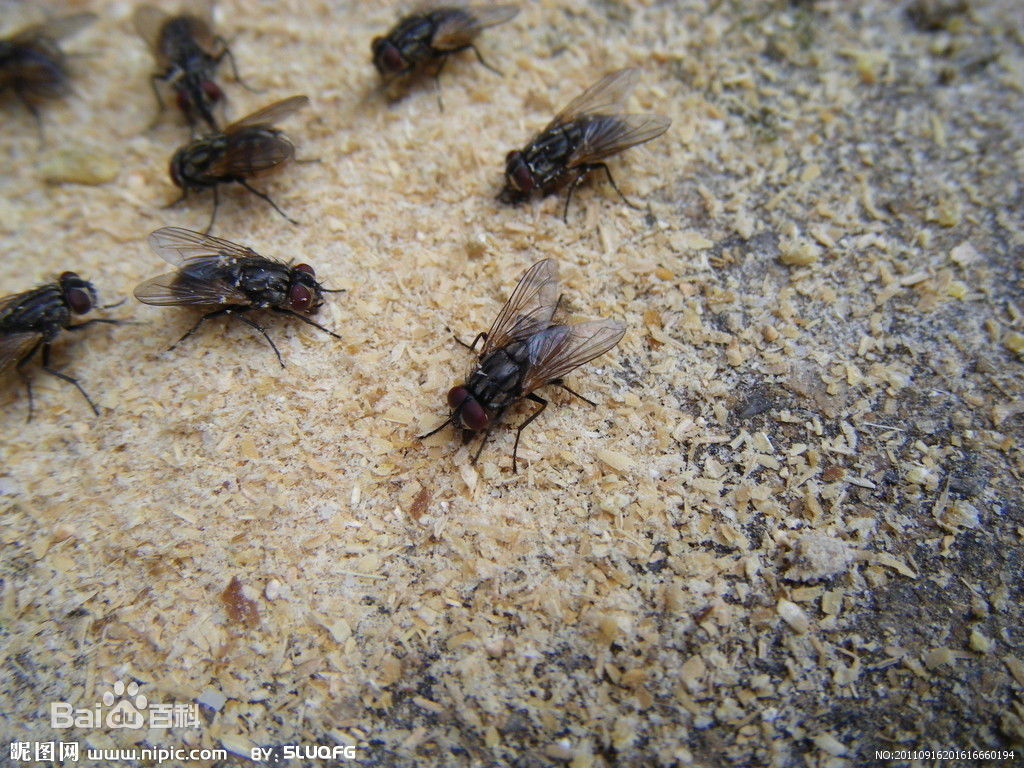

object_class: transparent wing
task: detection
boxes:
[0,331,41,375]
[480,259,560,357]
[547,67,639,130]
[132,5,169,52]
[148,227,259,268]
[14,12,96,44]
[431,5,519,50]
[568,113,671,167]
[224,95,310,132]
[211,130,294,177]
[519,319,625,394]
[133,271,247,307]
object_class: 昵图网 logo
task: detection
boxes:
[50,681,200,730]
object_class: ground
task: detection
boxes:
[0,0,1022,766]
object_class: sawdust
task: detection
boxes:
[0,0,1022,765]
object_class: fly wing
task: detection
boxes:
[15,12,96,44]
[148,227,259,268]
[132,5,168,52]
[0,331,42,376]
[519,319,625,394]
[224,95,310,132]
[479,258,560,357]
[567,112,671,167]
[211,129,294,177]
[431,5,519,50]
[133,270,248,306]
[546,67,639,131]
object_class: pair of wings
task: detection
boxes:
[134,227,268,307]
[427,5,519,51]
[543,67,671,169]
[186,95,308,179]
[0,286,53,375]
[477,259,625,395]
[133,3,217,62]
[5,13,95,45]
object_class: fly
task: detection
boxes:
[134,226,342,366]
[167,94,309,234]
[372,5,518,97]
[134,3,250,132]
[0,13,95,131]
[498,68,671,221]
[0,271,121,420]
[420,258,624,473]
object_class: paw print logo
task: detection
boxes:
[102,680,148,729]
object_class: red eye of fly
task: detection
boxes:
[202,80,223,102]
[379,43,405,73]
[447,386,470,409]
[294,263,316,277]
[460,398,489,432]
[175,89,190,112]
[511,161,535,193]
[287,283,313,312]
[66,288,92,314]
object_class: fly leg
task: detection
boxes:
[215,36,262,93]
[14,86,44,143]
[39,342,99,416]
[591,162,640,210]
[237,180,298,226]
[432,56,448,112]
[551,379,596,406]
[203,186,219,235]
[454,332,487,351]
[233,313,285,368]
[147,73,167,129]
[511,393,547,473]
[169,306,235,353]
[562,170,588,223]
[270,308,341,339]
[68,318,123,331]
[15,340,43,422]
[466,44,502,75]
[470,426,493,465]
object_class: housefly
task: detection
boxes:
[168,94,309,234]
[0,13,95,129]
[420,258,624,473]
[134,227,342,366]
[372,5,518,88]
[134,3,248,132]
[0,272,121,420]
[498,68,671,221]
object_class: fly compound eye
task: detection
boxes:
[202,79,223,102]
[287,283,313,312]
[379,42,405,73]
[447,386,470,409]
[511,160,535,193]
[293,263,316,277]
[460,398,489,432]
[66,288,93,314]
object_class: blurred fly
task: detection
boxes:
[372,5,518,93]
[168,94,309,234]
[134,227,342,366]
[420,258,624,473]
[0,272,121,420]
[134,3,247,132]
[0,13,95,130]
[498,68,671,221]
